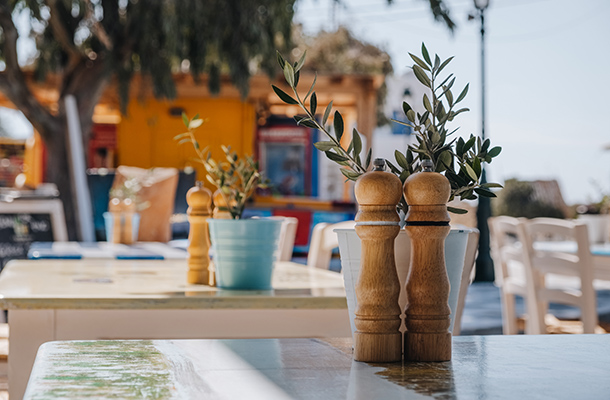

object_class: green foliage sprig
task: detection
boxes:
[175,113,268,219]
[273,43,502,215]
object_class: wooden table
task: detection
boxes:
[24,335,610,399]
[0,259,349,399]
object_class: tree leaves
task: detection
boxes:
[437,56,454,75]
[276,51,286,69]
[310,92,317,115]
[395,150,409,170]
[340,168,361,181]
[423,93,433,113]
[314,141,336,151]
[283,63,295,88]
[455,84,469,103]
[352,128,362,159]
[188,118,204,129]
[333,111,344,142]
[272,85,298,105]
[464,164,478,181]
[412,64,431,88]
[447,206,468,214]
[325,151,348,163]
[322,101,333,126]
[421,43,432,65]
[488,146,502,157]
[409,53,430,71]
[294,50,307,72]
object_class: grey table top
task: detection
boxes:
[24,334,610,399]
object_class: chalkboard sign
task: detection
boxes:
[0,199,67,269]
[0,213,56,267]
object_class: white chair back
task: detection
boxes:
[522,217,598,334]
[489,216,541,334]
[307,220,356,269]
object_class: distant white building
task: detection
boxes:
[373,71,428,164]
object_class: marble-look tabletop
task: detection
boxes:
[24,335,610,400]
[0,259,347,310]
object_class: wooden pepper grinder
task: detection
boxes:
[186,182,213,285]
[120,198,137,245]
[403,159,452,362]
[108,197,123,244]
[212,190,233,220]
[353,158,403,363]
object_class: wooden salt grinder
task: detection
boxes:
[403,159,452,362]
[186,182,213,285]
[353,158,403,363]
[212,190,232,220]
[108,197,123,244]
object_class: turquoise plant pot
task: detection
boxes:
[208,218,282,290]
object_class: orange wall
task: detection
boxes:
[117,97,256,186]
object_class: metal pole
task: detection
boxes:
[65,95,95,242]
[475,7,494,281]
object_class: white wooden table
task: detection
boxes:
[0,259,349,399]
[25,335,610,399]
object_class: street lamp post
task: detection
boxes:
[473,0,494,282]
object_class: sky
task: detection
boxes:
[295,0,610,205]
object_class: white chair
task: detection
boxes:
[522,217,598,334]
[307,220,356,270]
[489,216,541,334]
[452,228,480,336]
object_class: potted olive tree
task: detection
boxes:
[176,114,281,290]
[273,43,502,333]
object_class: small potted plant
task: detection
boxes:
[176,114,281,290]
[272,43,502,332]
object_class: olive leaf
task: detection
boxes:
[272,85,298,105]
[322,101,333,126]
[333,111,344,142]
[314,141,337,151]
[310,92,317,116]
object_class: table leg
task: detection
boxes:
[9,310,55,400]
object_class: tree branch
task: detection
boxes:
[0,3,58,138]
[0,2,21,73]
[84,0,113,50]
[47,0,84,72]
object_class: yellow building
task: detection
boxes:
[0,71,383,202]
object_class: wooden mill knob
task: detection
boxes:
[186,182,213,285]
[353,159,403,363]
[403,159,452,362]
[212,190,233,219]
